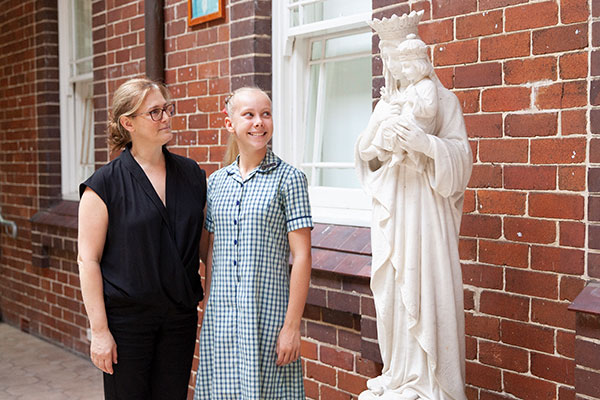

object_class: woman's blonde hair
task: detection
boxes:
[222,87,271,166]
[107,77,171,152]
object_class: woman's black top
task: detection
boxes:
[79,144,206,310]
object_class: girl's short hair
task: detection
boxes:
[107,77,171,152]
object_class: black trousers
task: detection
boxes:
[103,302,198,400]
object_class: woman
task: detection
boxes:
[355,25,472,400]
[77,77,207,399]
[194,87,312,399]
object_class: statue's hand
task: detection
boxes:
[380,86,389,99]
[380,116,405,144]
[388,98,405,115]
[379,119,395,137]
[392,120,432,155]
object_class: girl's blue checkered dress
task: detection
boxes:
[194,149,313,400]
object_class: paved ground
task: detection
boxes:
[0,322,103,399]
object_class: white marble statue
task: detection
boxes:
[355,10,472,400]
[360,33,438,170]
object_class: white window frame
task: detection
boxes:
[58,0,94,200]
[272,2,373,227]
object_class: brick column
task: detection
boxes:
[91,0,109,166]
[229,0,271,91]
[35,0,61,209]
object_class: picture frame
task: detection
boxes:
[188,0,225,26]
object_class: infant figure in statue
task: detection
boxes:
[361,33,438,171]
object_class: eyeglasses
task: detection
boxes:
[131,103,175,121]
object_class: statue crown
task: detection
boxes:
[367,10,424,41]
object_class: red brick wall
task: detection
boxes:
[1,1,599,400]
[590,1,600,279]
[300,225,379,400]
[0,0,88,354]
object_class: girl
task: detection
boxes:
[194,87,312,399]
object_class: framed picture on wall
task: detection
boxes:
[188,0,225,26]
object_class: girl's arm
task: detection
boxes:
[77,187,117,374]
[276,227,312,366]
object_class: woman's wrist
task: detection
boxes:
[90,322,110,334]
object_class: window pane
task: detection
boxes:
[303,64,320,170]
[320,56,371,164]
[73,0,92,76]
[289,0,370,27]
[290,6,299,27]
[303,33,372,189]
[325,32,371,58]
[59,0,94,199]
[319,168,361,188]
[321,0,370,19]
[304,167,313,185]
[75,59,92,76]
[74,80,95,183]
[311,40,323,61]
[303,3,324,25]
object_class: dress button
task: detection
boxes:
[236,200,240,206]
[234,240,238,245]
[234,220,237,225]
[233,260,237,266]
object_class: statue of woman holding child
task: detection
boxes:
[355,11,472,400]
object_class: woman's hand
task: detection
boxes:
[276,325,301,366]
[90,328,118,374]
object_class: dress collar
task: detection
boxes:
[225,148,281,183]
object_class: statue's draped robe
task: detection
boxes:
[355,84,472,400]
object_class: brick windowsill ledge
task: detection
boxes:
[568,282,600,399]
[30,200,79,269]
[310,223,372,278]
[304,223,382,363]
[31,200,78,230]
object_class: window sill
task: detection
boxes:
[569,282,600,316]
[306,223,379,363]
[30,200,79,269]
[311,223,372,279]
[30,200,78,230]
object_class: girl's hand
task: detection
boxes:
[90,328,118,374]
[275,325,301,366]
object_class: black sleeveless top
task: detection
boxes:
[80,144,206,310]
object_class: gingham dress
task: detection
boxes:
[194,149,312,400]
